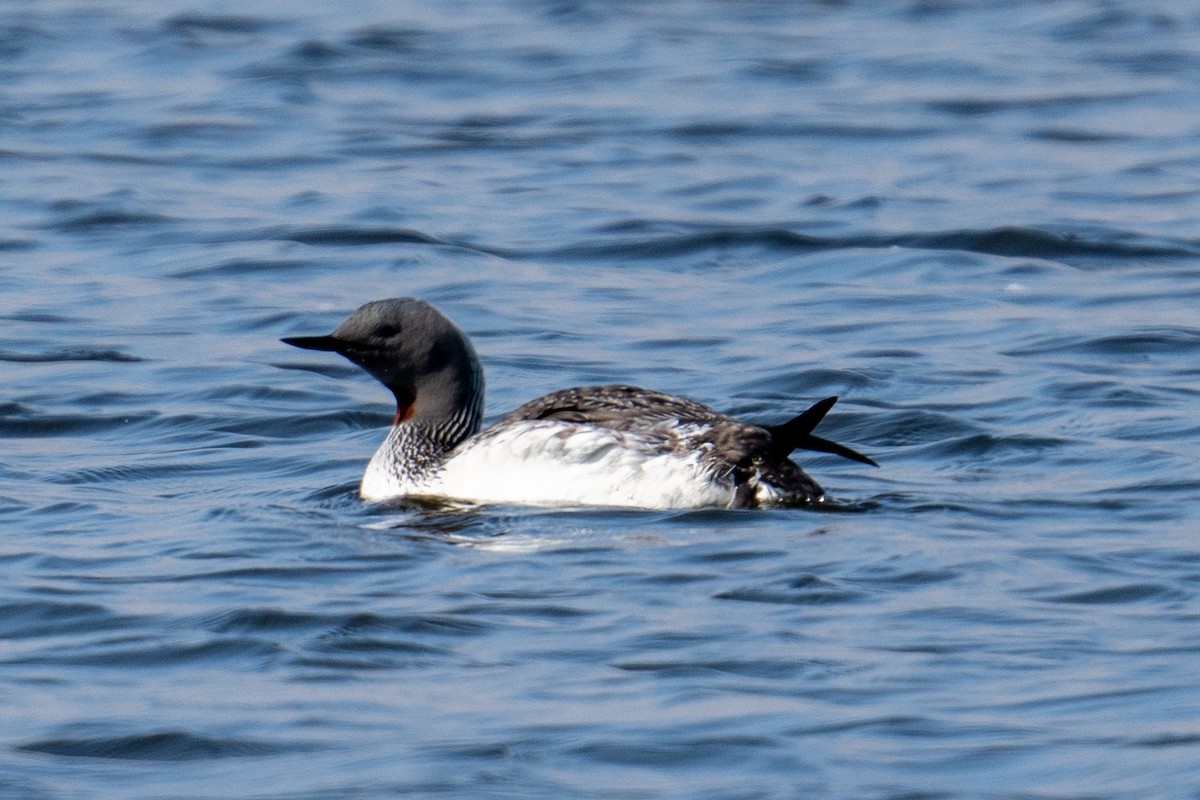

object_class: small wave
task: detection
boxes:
[1132,733,1200,748]
[201,607,488,638]
[1005,328,1200,358]
[669,120,938,141]
[928,90,1139,117]
[27,638,284,668]
[17,730,313,761]
[1046,379,1166,407]
[140,119,257,146]
[0,410,157,438]
[569,733,778,768]
[0,347,142,363]
[733,370,874,405]
[546,228,827,261]
[1040,583,1185,605]
[893,226,1197,259]
[189,607,488,672]
[272,225,445,246]
[1029,126,1132,143]
[855,408,979,448]
[843,565,960,589]
[169,258,314,279]
[50,210,177,232]
[53,463,185,485]
[914,432,1070,461]
[614,657,824,679]
[218,409,387,437]
[201,607,340,634]
[715,574,863,606]
[0,311,75,323]
[163,13,275,35]
[0,601,135,640]
[533,224,1199,263]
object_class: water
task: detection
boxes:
[3,1,1200,797]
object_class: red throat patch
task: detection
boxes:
[393,402,415,425]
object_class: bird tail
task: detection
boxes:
[765,397,878,466]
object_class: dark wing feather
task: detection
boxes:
[499,385,728,430]
[498,384,769,468]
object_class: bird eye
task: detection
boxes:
[376,325,400,338]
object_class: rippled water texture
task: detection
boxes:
[3,1,1200,798]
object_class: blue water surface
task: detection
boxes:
[3,1,1200,798]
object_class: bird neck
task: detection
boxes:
[367,339,485,497]
[396,353,484,453]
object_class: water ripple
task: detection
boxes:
[272,225,446,247]
[6,1,1200,797]
[17,730,314,761]
[532,225,1200,264]
[1005,327,1200,358]
[0,601,139,640]
[1040,583,1188,605]
[0,348,142,363]
[715,575,863,606]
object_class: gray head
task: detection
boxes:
[283,298,483,435]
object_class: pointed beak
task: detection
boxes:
[281,334,345,352]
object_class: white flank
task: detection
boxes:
[361,420,734,509]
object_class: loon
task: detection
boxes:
[283,298,876,509]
